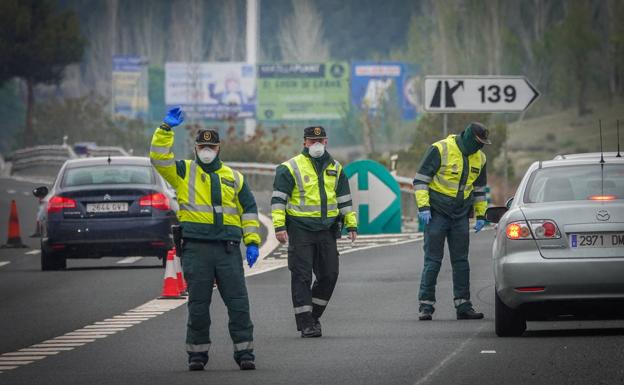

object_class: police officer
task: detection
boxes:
[150,107,260,370]
[271,126,357,338]
[413,122,489,321]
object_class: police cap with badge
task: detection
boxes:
[195,129,220,145]
[303,126,327,139]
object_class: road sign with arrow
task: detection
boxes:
[424,76,540,113]
[344,160,401,234]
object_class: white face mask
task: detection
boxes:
[308,142,325,158]
[197,148,217,164]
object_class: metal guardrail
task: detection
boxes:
[9,144,130,178]
[10,145,77,177]
[228,161,418,221]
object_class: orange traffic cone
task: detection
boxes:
[173,248,188,296]
[159,249,184,299]
[1,200,27,248]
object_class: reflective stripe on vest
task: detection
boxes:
[283,154,341,218]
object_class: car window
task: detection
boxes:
[63,165,154,186]
[524,164,624,203]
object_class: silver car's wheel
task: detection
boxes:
[495,291,526,337]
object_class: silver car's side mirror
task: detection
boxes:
[505,197,514,209]
[485,206,508,223]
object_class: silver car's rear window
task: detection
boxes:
[525,164,624,203]
[63,165,154,187]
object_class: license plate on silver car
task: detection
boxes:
[86,202,128,213]
[570,233,624,248]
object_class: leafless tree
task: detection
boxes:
[278,0,330,62]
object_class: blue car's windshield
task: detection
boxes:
[63,165,154,187]
[525,164,624,203]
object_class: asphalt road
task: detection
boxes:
[1,176,624,385]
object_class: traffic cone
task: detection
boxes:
[1,200,28,249]
[173,248,188,296]
[159,249,183,299]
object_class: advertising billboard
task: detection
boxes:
[350,62,421,120]
[257,62,349,120]
[165,62,256,119]
[112,56,149,120]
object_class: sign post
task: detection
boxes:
[344,160,401,234]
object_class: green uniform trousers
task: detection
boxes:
[287,225,339,330]
[181,239,254,362]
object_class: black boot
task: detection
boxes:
[188,352,208,371]
[457,307,484,320]
[418,304,434,321]
[313,317,322,336]
[235,352,256,370]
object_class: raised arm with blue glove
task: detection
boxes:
[162,107,184,129]
[474,219,485,233]
[246,244,259,268]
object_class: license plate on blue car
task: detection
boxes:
[86,202,128,213]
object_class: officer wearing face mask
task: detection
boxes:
[413,122,490,321]
[271,126,357,338]
[149,107,260,371]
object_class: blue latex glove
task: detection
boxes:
[474,219,486,233]
[418,210,431,225]
[163,107,184,127]
[246,244,259,268]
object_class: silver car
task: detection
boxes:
[486,152,624,336]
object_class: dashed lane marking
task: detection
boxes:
[6,189,16,194]
[413,324,487,385]
[25,250,41,255]
[0,262,10,268]
[481,350,496,354]
[117,256,143,264]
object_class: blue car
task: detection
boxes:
[34,157,178,270]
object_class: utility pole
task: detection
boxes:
[245,0,259,138]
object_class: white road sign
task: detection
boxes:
[424,76,539,112]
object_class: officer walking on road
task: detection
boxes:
[150,107,261,370]
[271,126,357,338]
[413,122,489,321]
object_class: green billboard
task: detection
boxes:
[257,62,349,121]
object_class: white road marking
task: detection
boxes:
[25,250,41,255]
[3,352,51,357]
[22,191,31,196]
[44,339,96,343]
[32,343,86,348]
[0,262,10,268]
[117,256,143,264]
[6,189,16,194]
[56,335,108,339]
[83,325,126,330]
[0,366,18,370]
[0,356,44,361]
[481,350,497,354]
[413,324,487,385]
[20,347,71,352]
[0,361,34,365]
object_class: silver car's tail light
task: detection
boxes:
[528,220,561,239]
[506,221,532,240]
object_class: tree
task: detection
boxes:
[278,0,330,62]
[0,0,85,146]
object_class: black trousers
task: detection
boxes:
[287,225,339,330]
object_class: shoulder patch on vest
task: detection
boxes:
[326,169,338,177]
[221,178,236,188]
[470,166,480,174]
